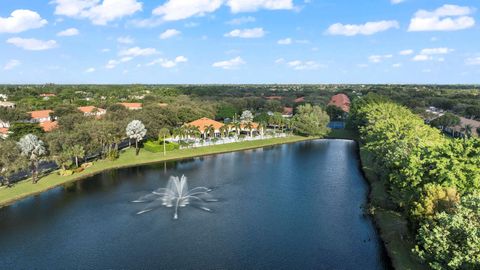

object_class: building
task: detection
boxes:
[78,106,106,117]
[39,93,56,100]
[328,94,351,113]
[186,117,224,138]
[294,97,305,103]
[39,121,58,132]
[0,119,10,128]
[282,107,293,118]
[452,117,480,137]
[0,94,7,101]
[119,103,143,110]
[265,96,283,101]
[30,110,54,123]
[0,101,15,109]
[0,127,9,139]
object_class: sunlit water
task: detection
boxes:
[0,140,390,269]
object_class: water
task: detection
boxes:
[0,140,390,269]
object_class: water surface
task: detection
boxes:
[0,140,389,269]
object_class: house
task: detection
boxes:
[40,121,58,132]
[294,97,305,103]
[0,128,9,139]
[30,110,54,123]
[0,94,7,101]
[0,119,10,128]
[265,96,283,101]
[0,101,15,108]
[119,103,143,110]
[186,117,225,138]
[78,106,106,117]
[282,107,293,118]
[328,94,351,113]
[452,117,480,137]
[40,93,56,100]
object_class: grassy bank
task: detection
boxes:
[0,136,315,208]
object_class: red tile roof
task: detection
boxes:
[78,106,106,114]
[40,93,56,97]
[119,103,142,109]
[0,128,8,135]
[265,96,283,100]
[294,97,305,103]
[186,117,224,133]
[30,110,53,119]
[40,121,58,132]
[328,94,351,112]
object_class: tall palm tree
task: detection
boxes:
[219,125,228,138]
[462,124,473,138]
[204,124,215,139]
[233,121,242,136]
[245,122,254,137]
[69,145,85,168]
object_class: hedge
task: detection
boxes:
[144,140,179,153]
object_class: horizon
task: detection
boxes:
[1,0,480,84]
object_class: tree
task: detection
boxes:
[326,105,345,120]
[219,125,228,138]
[292,104,330,137]
[204,124,215,139]
[53,150,73,172]
[216,104,237,120]
[240,110,254,123]
[245,122,254,137]
[69,145,85,168]
[158,127,170,156]
[17,134,47,184]
[0,140,26,187]
[265,100,282,112]
[8,122,43,141]
[430,113,461,129]
[461,124,473,138]
[126,120,147,156]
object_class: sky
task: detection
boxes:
[0,0,479,84]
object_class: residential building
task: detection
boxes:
[40,121,58,132]
[0,101,15,109]
[282,107,293,118]
[186,117,224,138]
[0,127,9,139]
[119,103,143,110]
[328,94,351,113]
[30,110,54,123]
[78,106,106,117]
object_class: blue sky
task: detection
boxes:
[1,0,479,84]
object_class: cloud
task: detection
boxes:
[392,63,402,68]
[326,20,399,36]
[287,60,323,70]
[153,0,223,21]
[53,0,142,25]
[412,48,453,61]
[0,9,47,33]
[391,0,405,4]
[3,59,21,70]
[275,58,285,64]
[368,54,393,63]
[226,0,294,13]
[225,28,265,38]
[57,27,79,36]
[277,38,292,45]
[119,47,159,57]
[212,56,245,69]
[147,55,188,68]
[85,67,95,73]
[399,49,414,55]
[7,37,58,51]
[408,4,475,32]
[160,29,181,39]
[117,36,134,44]
[226,16,256,25]
[465,57,480,65]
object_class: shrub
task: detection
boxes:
[144,140,179,153]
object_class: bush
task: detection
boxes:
[144,140,179,153]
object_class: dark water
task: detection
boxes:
[0,140,389,270]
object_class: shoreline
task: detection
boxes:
[0,136,316,208]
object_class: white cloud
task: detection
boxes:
[227,16,256,25]
[147,56,188,68]
[412,47,454,61]
[105,59,119,69]
[399,49,414,55]
[408,4,475,32]
[227,0,294,13]
[212,56,245,69]
[160,29,181,39]
[277,38,292,45]
[7,37,58,51]
[85,67,95,73]
[392,63,402,68]
[53,0,142,25]
[225,28,265,38]
[391,0,405,4]
[3,59,21,70]
[101,48,110,52]
[420,47,454,55]
[465,57,480,65]
[117,36,134,44]
[153,0,223,21]
[287,60,323,70]
[57,27,79,36]
[412,54,430,61]
[326,20,399,36]
[368,54,393,63]
[119,47,159,57]
[275,58,285,64]
[0,9,47,33]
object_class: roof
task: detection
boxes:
[40,121,58,132]
[328,94,351,112]
[30,110,53,119]
[186,117,224,133]
[0,128,8,135]
[39,93,56,97]
[0,101,15,107]
[119,103,142,109]
[78,106,106,114]
[294,97,305,103]
[265,96,283,100]
[452,117,480,137]
[283,107,293,115]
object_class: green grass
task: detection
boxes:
[327,128,358,140]
[359,147,428,270]
[0,136,314,208]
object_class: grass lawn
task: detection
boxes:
[0,136,315,208]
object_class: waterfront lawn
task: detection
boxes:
[0,136,313,207]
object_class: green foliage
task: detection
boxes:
[430,113,461,128]
[8,122,43,141]
[216,104,237,120]
[414,192,480,270]
[0,140,26,186]
[326,105,345,120]
[292,104,330,137]
[144,140,179,153]
[410,184,460,223]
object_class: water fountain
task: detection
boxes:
[133,175,217,219]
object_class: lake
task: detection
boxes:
[0,139,390,269]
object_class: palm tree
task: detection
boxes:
[158,127,170,156]
[245,122,254,137]
[461,124,473,138]
[204,124,215,139]
[18,134,47,184]
[233,121,242,136]
[69,145,85,168]
[219,125,228,138]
